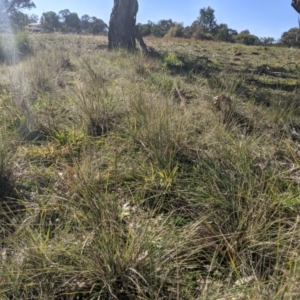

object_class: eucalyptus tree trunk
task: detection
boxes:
[292,0,300,14]
[108,0,147,51]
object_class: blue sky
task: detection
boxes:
[26,0,299,40]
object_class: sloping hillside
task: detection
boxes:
[0,33,300,299]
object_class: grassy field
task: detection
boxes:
[0,32,300,299]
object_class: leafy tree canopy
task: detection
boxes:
[214,23,237,42]
[234,30,261,45]
[80,14,92,31]
[196,6,217,34]
[65,12,81,31]
[90,17,107,35]
[0,0,35,15]
[58,9,70,22]
[41,11,59,32]
[150,19,175,37]
[0,0,35,31]
[81,14,91,23]
[280,27,300,47]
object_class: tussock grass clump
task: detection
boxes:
[0,31,32,64]
[0,131,25,248]
[74,79,118,137]
[190,133,298,273]
[0,133,15,200]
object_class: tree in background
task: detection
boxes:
[186,7,217,40]
[28,13,38,23]
[8,3,297,49]
[192,26,213,40]
[165,23,184,38]
[9,12,38,30]
[137,21,153,37]
[41,11,60,32]
[39,9,108,35]
[151,19,175,37]
[0,0,35,30]
[135,5,274,44]
[214,23,237,42]
[182,26,195,39]
[260,37,275,45]
[65,12,81,32]
[9,11,29,29]
[137,20,176,38]
[280,27,300,47]
[79,15,107,35]
[234,30,261,45]
[90,17,107,35]
[0,0,35,16]
[195,7,217,34]
[58,9,70,32]
[59,10,82,33]
[58,9,70,23]
[81,14,92,32]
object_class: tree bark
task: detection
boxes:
[108,0,147,51]
[292,0,300,14]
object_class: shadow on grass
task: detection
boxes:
[0,176,25,243]
[145,48,220,77]
[258,79,298,92]
[168,55,220,77]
